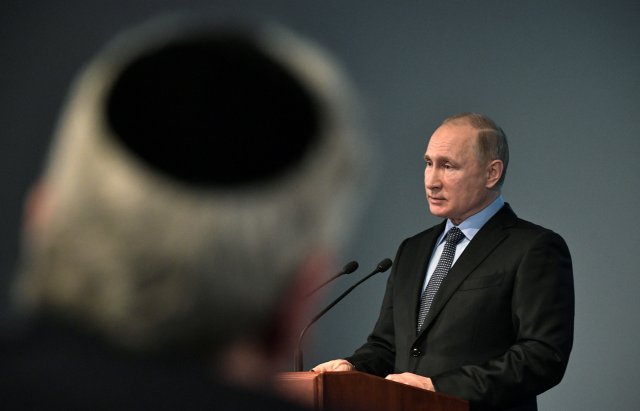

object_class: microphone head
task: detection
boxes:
[376,258,393,272]
[343,260,359,274]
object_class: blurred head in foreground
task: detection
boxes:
[12,14,365,385]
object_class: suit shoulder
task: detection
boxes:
[513,216,552,232]
[510,216,569,248]
[512,215,558,234]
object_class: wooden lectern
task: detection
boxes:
[276,371,468,411]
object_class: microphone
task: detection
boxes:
[305,260,359,297]
[293,258,393,371]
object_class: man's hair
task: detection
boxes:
[13,16,365,353]
[442,112,509,187]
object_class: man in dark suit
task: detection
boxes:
[313,113,574,411]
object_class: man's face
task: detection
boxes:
[424,122,494,225]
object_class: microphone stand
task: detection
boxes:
[305,261,358,297]
[293,258,392,371]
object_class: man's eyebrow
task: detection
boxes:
[424,154,454,163]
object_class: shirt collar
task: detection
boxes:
[438,195,504,245]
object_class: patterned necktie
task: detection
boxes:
[417,226,465,332]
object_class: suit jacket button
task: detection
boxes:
[411,347,421,357]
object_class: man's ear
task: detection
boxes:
[214,249,335,386]
[266,249,334,357]
[23,180,54,238]
[485,160,504,189]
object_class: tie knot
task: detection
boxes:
[445,227,465,245]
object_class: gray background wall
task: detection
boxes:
[1,1,639,409]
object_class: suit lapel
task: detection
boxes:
[416,204,517,338]
[405,222,446,337]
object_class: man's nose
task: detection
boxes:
[425,168,441,189]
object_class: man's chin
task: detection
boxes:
[428,205,448,218]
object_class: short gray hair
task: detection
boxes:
[443,112,509,187]
[14,16,366,353]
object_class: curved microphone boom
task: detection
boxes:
[305,260,359,297]
[293,258,393,371]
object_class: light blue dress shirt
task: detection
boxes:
[421,195,505,293]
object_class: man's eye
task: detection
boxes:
[425,160,432,167]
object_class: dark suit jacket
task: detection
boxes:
[347,204,574,411]
[0,314,313,411]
